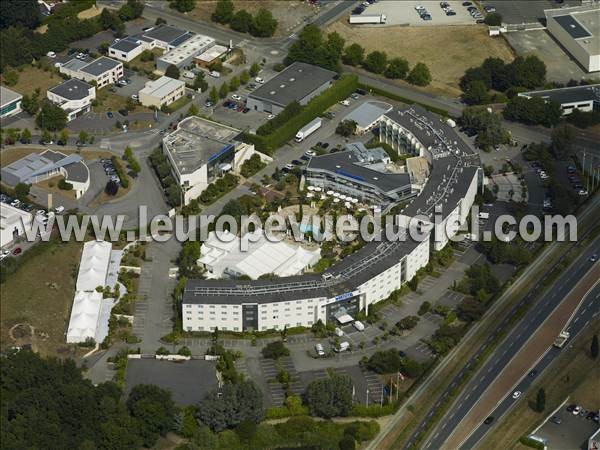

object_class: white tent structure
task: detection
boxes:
[198,229,321,280]
[66,240,119,344]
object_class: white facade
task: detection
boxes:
[139,76,186,108]
[108,39,145,62]
[46,81,96,122]
[60,57,124,88]
[0,203,32,248]
[0,86,22,118]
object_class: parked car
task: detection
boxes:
[131,94,138,100]
[205,100,213,107]
[55,206,65,214]
[118,109,128,116]
[340,99,350,106]
[315,343,325,356]
[334,327,344,337]
[484,5,496,12]
[255,77,265,83]
[231,94,242,101]
[572,406,582,415]
[46,51,56,58]
[209,71,221,78]
[291,159,303,166]
[550,416,562,424]
[266,114,275,120]
[353,320,365,331]
[107,111,114,118]
[242,107,250,113]
[12,247,22,256]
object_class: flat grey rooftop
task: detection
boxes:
[48,78,93,101]
[143,24,191,45]
[81,57,121,76]
[110,38,141,53]
[124,359,218,406]
[521,84,600,104]
[163,116,241,174]
[343,101,392,129]
[62,58,90,73]
[249,62,337,107]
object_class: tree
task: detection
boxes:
[592,334,599,359]
[484,12,503,26]
[229,76,240,91]
[3,69,19,86]
[126,96,137,111]
[21,90,41,115]
[187,103,199,117]
[0,0,41,30]
[240,70,250,84]
[385,57,409,80]
[197,380,264,432]
[342,43,365,66]
[306,373,353,418]
[192,72,208,91]
[14,183,30,201]
[36,102,68,131]
[165,64,180,80]
[550,124,575,159]
[118,0,145,21]
[535,388,546,412]
[127,384,175,446]
[20,128,32,144]
[503,96,561,127]
[339,434,356,450]
[78,130,89,145]
[407,62,432,86]
[363,51,387,74]
[251,8,278,37]
[336,120,357,137]
[462,80,490,105]
[249,62,261,77]
[507,55,546,90]
[212,0,234,24]
[105,180,119,196]
[58,129,69,146]
[169,0,196,13]
[218,82,229,99]
[178,241,200,277]
[230,10,253,33]
[209,86,219,104]
[261,341,289,359]
[396,315,420,331]
[461,106,510,150]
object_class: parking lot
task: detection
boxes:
[534,403,599,450]
[361,1,482,26]
[113,71,148,99]
[479,0,556,24]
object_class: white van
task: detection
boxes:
[209,70,221,78]
[334,327,344,337]
[183,71,195,79]
[315,343,325,356]
[335,341,350,352]
[353,321,365,332]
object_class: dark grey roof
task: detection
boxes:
[249,62,337,107]
[307,148,411,194]
[49,79,93,101]
[520,84,600,105]
[553,14,592,39]
[81,57,121,76]
[142,25,191,45]
[110,38,141,53]
[124,359,217,406]
[170,31,195,47]
[42,150,89,183]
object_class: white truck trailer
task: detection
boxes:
[349,14,387,24]
[295,118,322,142]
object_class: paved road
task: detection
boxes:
[460,278,600,449]
[416,233,600,450]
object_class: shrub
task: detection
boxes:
[58,178,73,190]
[261,341,289,359]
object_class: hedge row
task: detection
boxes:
[357,83,451,118]
[111,156,130,188]
[241,74,359,154]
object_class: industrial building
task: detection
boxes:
[156,33,215,74]
[60,56,123,88]
[1,150,90,199]
[142,25,195,50]
[246,62,337,114]
[182,106,481,333]
[518,84,600,115]
[0,202,32,248]
[0,86,22,119]
[199,229,321,279]
[138,76,186,108]
[162,116,264,205]
[306,142,414,209]
[66,240,123,344]
[545,5,600,73]
[46,78,96,121]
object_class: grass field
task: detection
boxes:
[0,66,63,96]
[188,1,314,37]
[479,325,600,449]
[0,240,83,357]
[35,176,77,200]
[327,22,515,97]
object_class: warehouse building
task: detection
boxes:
[60,56,123,88]
[162,116,263,205]
[306,142,414,209]
[142,25,195,51]
[246,62,337,114]
[545,6,600,73]
[46,78,96,121]
[139,76,186,108]
[156,33,215,74]
[182,106,481,332]
[518,84,600,115]
[0,86,22,119]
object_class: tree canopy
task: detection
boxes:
[305,373,353,418]
[0,0,41,30]
[286,25,345,71]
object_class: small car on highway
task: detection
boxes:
[512,391,521,399]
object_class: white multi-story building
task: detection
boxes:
[0,203,32,248]
[182,106,481,333]
[60,56,123,88]
[46,78,96,121]
[139,76,186,108]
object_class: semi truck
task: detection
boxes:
[553,330,570,348]
[295,118,322,142]
[349,14,387,24]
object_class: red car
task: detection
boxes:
[12,247,22,256]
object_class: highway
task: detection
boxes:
[415,235,600,450]
[460,279,600,449]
